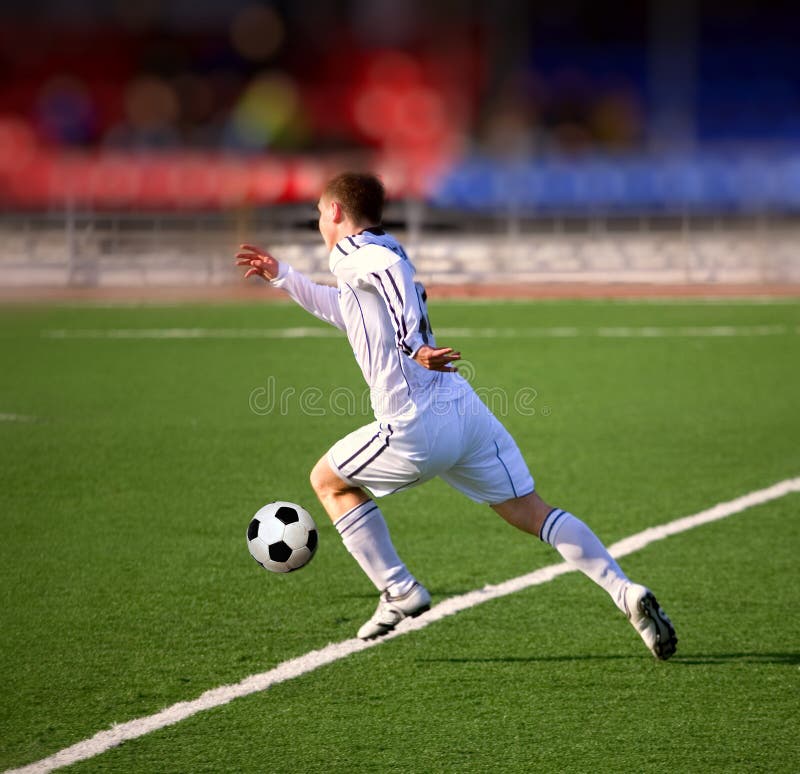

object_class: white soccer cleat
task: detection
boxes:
[357,582,432,640]
[623,583,678,660]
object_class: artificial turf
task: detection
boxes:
[1,298,798,772]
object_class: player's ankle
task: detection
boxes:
[386,576,417,598]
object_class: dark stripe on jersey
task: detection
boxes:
[343,423,393,478]
[394,347,412,396]
[494,440,519,499]
[385,266,409,341]
[336,243,349,256]
[414,285,430,344]
[371,271,412,355]
[347,229,407,262]
[387,477,421,495]
[390,243,409,261]
[337,432,380,468]
[348,442,389,478]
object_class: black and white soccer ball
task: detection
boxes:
[247,501,318,573]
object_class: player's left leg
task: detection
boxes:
[492,492,677,660]
[440,392,677,659]
[492,491,630,612]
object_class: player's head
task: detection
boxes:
[323,172,385,225]
[317,172,385,249]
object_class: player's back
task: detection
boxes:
[330,234,468,422]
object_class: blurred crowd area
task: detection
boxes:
[1,0,799,213]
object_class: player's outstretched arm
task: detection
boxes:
[413,344,461,372]
[236,243,346,330]
[236,244,279,281]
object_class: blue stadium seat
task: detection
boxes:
[431,152,800,215]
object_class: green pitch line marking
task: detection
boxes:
[7,475,800,774]
[42,324,795,340]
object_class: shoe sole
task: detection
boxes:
[359,603,431,641]
[639,591,678,660]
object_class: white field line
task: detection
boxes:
[7,475,800,774]
[35,298,800,309]
[0,414,37,422]
[42,327,342,340]
[42,324,796,340]
[435,297,800,307]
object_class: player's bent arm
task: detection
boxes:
[271,263,346,331]
[413,344,461,371]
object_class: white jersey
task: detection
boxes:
[271,228,469,422]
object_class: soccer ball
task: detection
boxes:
[247,501,318,573]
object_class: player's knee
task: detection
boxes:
[309,460,327,495]
[492,490,551,536]
[309,457,341,498]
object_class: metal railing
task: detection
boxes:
[1,206,798,288]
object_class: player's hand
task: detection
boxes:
[413,345,461,372]
[235,244,279,281]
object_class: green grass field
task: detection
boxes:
[1,297,799,773]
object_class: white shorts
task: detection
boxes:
[327,390,534,504]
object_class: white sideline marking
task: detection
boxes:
[8,475,800,774]
[0,413,36,423]
[442,325,792,338]
[42,324,794,340]
[42,327,342,340]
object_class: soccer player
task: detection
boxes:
[236,172,677,659]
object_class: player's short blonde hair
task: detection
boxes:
[323,172,385,226]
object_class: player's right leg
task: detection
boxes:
[311,424,431,639]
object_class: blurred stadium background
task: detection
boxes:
[1,0,799,294]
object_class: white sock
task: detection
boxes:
[334,500,416,597]
[540,508,629,612]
